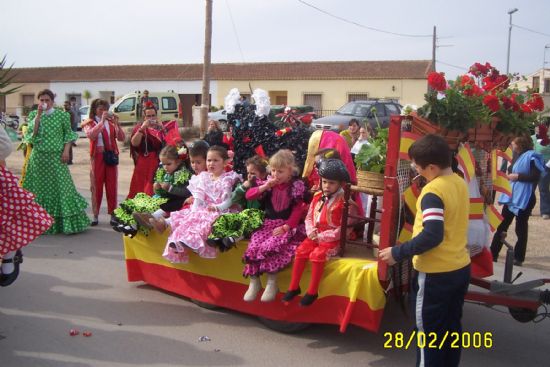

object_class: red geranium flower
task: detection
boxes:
[482,94,500,112]
[520,104,533,113]
[460,75,475,87]
[427,72,447,92]
[500,96,513,110]
[469,62,492,77]
[527,93,544,111]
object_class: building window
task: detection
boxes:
[348,93,369,102]
[275,96,287,105]
[303,93,322,111]
[533,76,540,92]
[544,78,550,93]
[22,94,35,107]
[162,96,178,110]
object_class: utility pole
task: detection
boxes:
[506,8,518,75]
[432,25,436,72]
[200,0,213,135]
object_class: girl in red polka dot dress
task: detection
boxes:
[1,125,53,286]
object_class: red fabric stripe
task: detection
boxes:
[126,259,384,333]
[423,212,443,219]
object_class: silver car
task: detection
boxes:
[313,100,401,131]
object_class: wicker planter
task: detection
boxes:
[467,120,495,144]
[356,170,385,192]
[411,113,467,150]
[492,130,514,151]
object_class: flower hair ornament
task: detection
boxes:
[178,146,188,160]
[144,101,156,110]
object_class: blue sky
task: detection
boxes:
[2,0,549,80]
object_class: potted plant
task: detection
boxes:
[354,107,388,192]
[415,62,544,150]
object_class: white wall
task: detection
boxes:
[50,80,218,106]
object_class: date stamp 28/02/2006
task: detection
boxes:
[383,331,493,350]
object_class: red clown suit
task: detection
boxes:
[284,158,358,306]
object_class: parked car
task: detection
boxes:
[312,100,402,131]
[110,91,182,125]
[79,105,89,124]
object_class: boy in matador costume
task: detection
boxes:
[283,159,358,306]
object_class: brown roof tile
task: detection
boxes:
[11,60,432,83]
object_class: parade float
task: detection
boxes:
[123,75,550,333]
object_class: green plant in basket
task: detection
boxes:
[355,107,388,173]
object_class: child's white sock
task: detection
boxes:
[152,209,166,219]
[1,251,16,274]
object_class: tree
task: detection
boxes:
[0,55,22,96]
[82,89,92,104]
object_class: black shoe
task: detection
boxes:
[300,293,318,306]
[222,237,237,251]
[514,260,523,267]
[207,238,224,250]
[91,218,99,226]
[126,228,138,238]
[282,288,301,302]
[1,250,23,287]
[110,215,119,227]
[121,225,137,236]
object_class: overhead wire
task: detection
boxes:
[297,0,432,38]
[225,0,246,63]
[513,24,550,38]
[437,60,469,71]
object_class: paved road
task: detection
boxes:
[2,142,550,366]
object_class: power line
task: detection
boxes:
[512,23,550,38]
[225,0,246,63]
[437,60,469,71]
[297,0,432,38]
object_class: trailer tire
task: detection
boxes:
[508,307,538,323]
[190,298,221,310]
[258,317,310,334]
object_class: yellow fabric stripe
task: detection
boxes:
[469,198,484,219]
[487,204,503,232]
[403,186,418,216]
[457,143,475,182]
[399,132,421,161]
[302,130,323,178]
[398,223,413,244]
[124,232,387,310]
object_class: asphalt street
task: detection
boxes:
[2,142,550,366]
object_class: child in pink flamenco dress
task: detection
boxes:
[242,149,307,303]
[161,146,241,263]
[1,125,53,286]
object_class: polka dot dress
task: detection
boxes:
[0,166,53,255]
[22,109,90,234]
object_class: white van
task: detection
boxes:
[111,91,182,125]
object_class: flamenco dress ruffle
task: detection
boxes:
[0,166,53,254]
[22,150,89,234]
